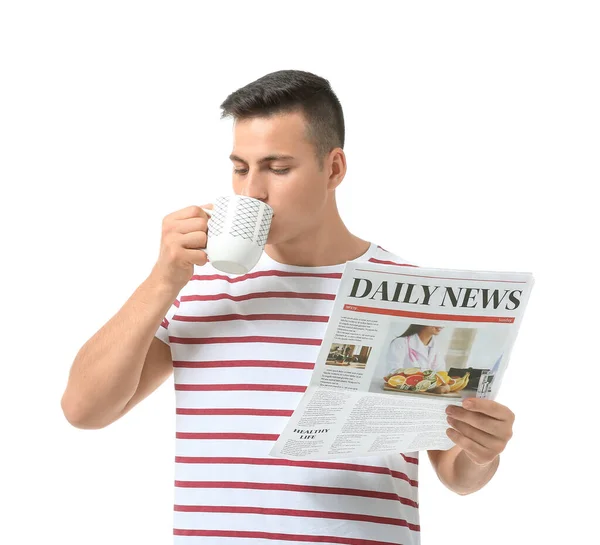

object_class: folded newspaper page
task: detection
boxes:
[270,262,534,460]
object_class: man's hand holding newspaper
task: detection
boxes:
[446,397,515,466]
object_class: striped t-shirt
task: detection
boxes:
[155,242,421,545]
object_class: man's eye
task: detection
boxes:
[233,168,290,175]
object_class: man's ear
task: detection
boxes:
[327,148,346,191]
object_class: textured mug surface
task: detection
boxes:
[205,195,274,274]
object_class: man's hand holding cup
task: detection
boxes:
[150,204,213,294]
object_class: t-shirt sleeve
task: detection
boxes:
[155,297,181,346]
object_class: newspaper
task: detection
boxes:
[270,262,534,460]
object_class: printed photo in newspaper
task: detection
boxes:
[374,323,505,400]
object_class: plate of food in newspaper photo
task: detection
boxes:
[383,368,471,397]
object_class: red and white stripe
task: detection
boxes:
[156,244,421,545]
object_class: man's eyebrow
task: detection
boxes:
[229,153,296,164]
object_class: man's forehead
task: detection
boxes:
[231,112,310,161]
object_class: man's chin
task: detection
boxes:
[265,226,283,246]
[265,224,305,247]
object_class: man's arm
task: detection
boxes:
[60,204,211,429]
[427,397,515,495]
[60,274,179,429]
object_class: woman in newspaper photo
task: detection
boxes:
[385,324,447,378]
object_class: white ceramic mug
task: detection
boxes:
[203,195,274,274]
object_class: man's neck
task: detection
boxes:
[264,207,370,267]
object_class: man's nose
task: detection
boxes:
[241,171,268,201]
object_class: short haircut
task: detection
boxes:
[220,69,345,170]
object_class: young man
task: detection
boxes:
[61,70,515,545]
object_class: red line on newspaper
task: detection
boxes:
[343,304,515,323]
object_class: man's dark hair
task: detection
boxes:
[220,69,345,171]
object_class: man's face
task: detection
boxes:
[230,110,334,245]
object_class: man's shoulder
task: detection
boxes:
[362,244,417,267]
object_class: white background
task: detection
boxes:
[1,1,598,544]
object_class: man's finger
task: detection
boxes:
[446,428,497,466]
[447,416,507,452]
[446,406,511,439]
[168,204,213,221]
[461,398,515,422]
